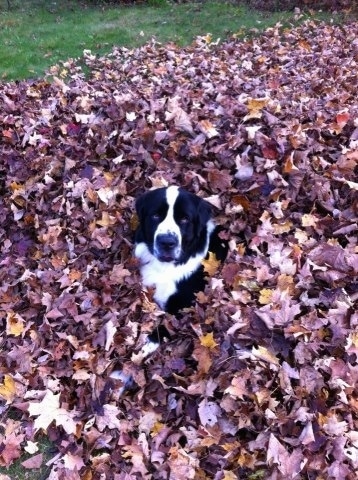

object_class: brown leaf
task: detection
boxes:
[207,169,232,192]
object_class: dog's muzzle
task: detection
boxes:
[154,233,180,262]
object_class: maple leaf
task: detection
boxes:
[28,391,78,434]
[267,433,304,476]
[225,374,249,400]
[202,251,221,276]
[0,420,25,467]
[207,169,232,191]
[96,187,118,206]
[327,461,352,480]
[192,344,213,374]
[320,413,348,436]
[199,332,218,349]
[243,97,269,121]
[109,264,131,284]
[258,288,273,305]
[168,446,199,479]
[62,453,85,471]
[95,404,122,432]
[198,398,221,427]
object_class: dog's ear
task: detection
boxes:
[197,198,212,228]
[135,191,149,221]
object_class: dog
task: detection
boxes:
[110,186,228,394]
[134,185,228,314]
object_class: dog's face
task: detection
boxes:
[135,186,212,263]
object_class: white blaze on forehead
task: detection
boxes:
[155,186,181,238]
[153,185,182,259]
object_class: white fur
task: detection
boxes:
[153,186,182,259]
[135,219,215,309]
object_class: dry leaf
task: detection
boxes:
[202,251,221,276]
[0,375,16,403]
[21,453,43,469]
[28,391,78,434]
[199,332,218,349]
[6,312,25,337]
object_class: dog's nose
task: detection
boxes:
[156,234,178,250]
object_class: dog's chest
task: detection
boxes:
[137,246,204,310]
[140,261,178,309]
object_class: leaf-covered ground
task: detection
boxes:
[0,20,357,480]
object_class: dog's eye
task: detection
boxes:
[179,216,189,225]
[152,213,161,221]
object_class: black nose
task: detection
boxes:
[156,234,178,250]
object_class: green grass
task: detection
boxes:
[0,0,340,80]
[0,434,54,479]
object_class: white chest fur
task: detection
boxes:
[134,243,201,308]
[135,219,214,309]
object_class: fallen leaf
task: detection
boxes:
[199,332,218,349]
[0,375,16,403]
[244,97,269,121]
[252,346,280,366]
[198,398,221,427]
[28,391,78,434]
[21,453,43,469]
[202,251,221,276]
[6,312,25,337]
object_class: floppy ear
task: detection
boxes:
[197,198,212,229]
[135,191,149,222]
[134,191,151,244]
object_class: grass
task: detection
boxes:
[0,0,341,80]
[0,434,54,479]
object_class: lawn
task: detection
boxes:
[0,0,340,80]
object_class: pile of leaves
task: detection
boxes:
[242,0,352,13]
[0,19,357,480]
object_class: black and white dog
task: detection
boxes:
[110,186,227,393]
[134,185,227,314]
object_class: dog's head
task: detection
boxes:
[135,186,213,263]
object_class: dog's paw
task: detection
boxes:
[109,326,170,396]
[108,369,134,397]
